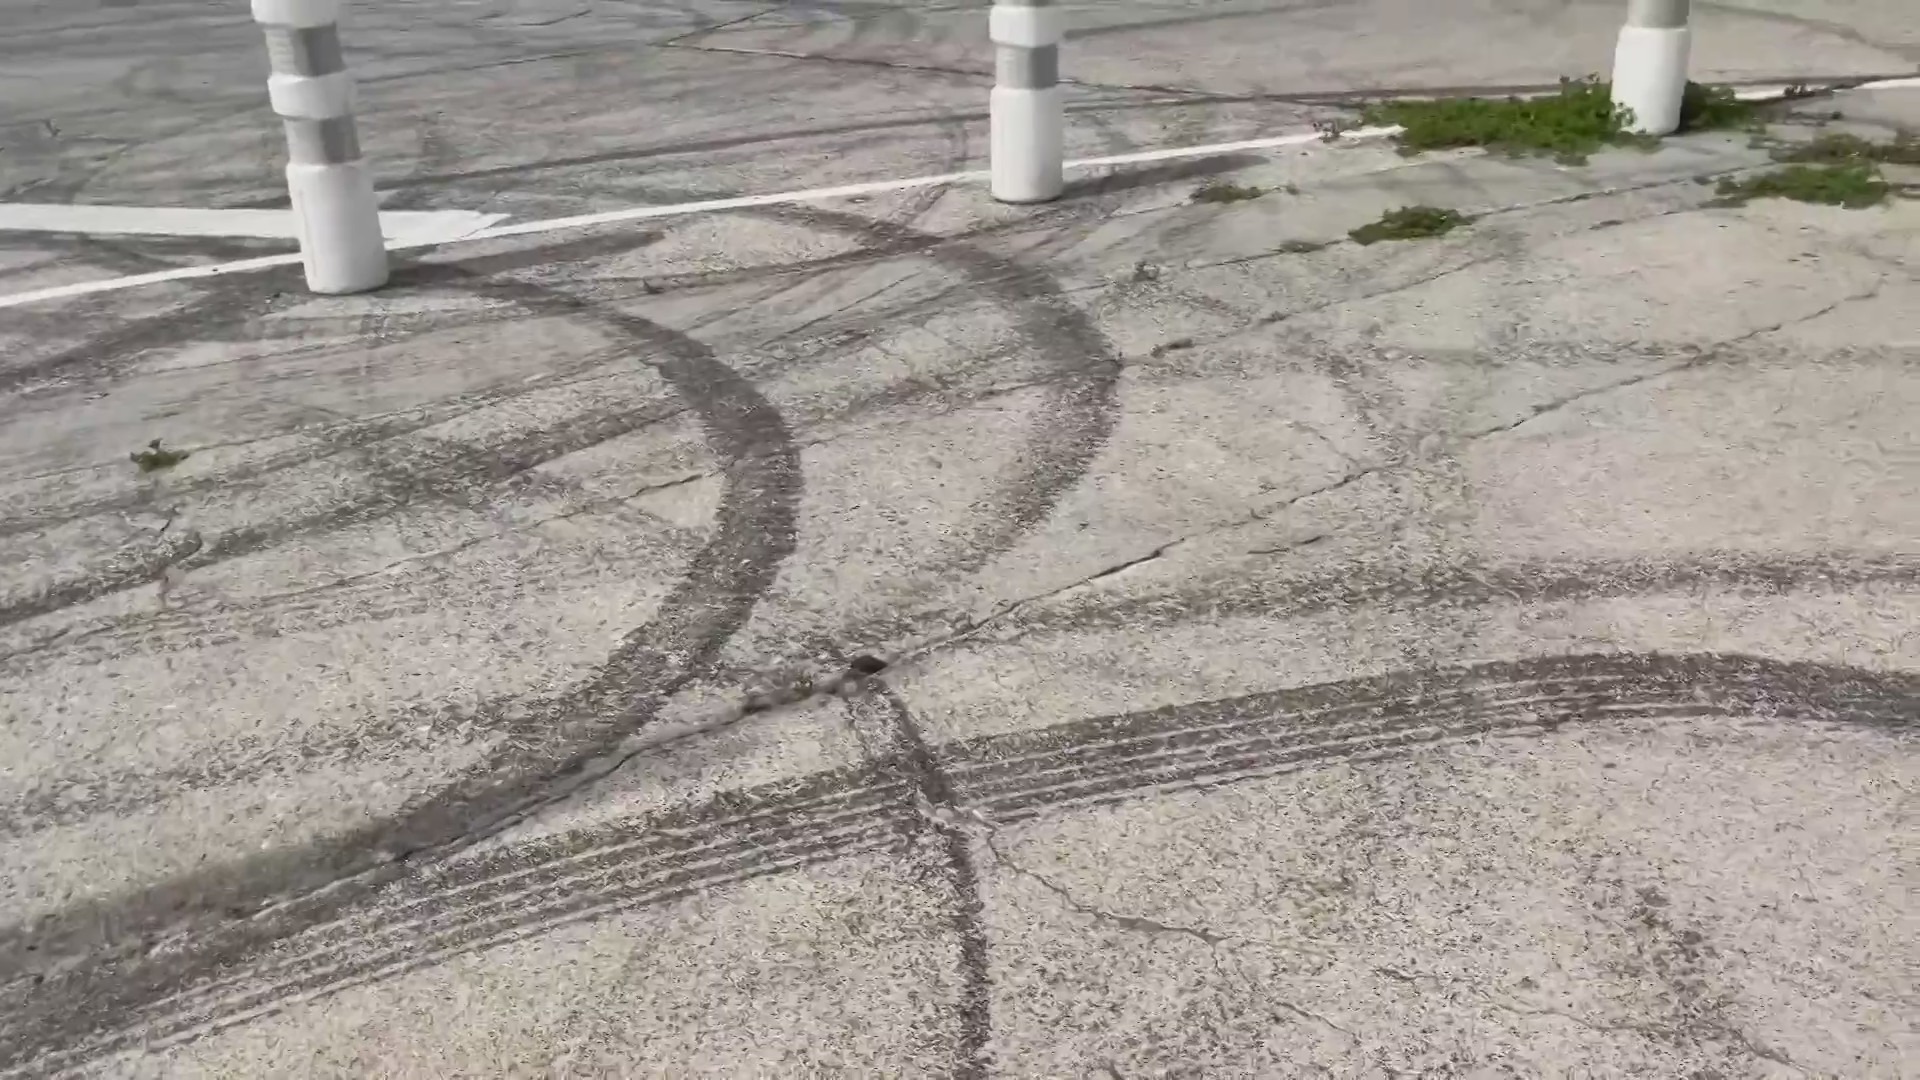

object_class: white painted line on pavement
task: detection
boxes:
[461,168,981,242]
[0,253,307,309]
[459,126,1402,243]
[0,126,1402,309]
[0,204,507,244]
[1067,125,1402,168]
[1,69,1910,311]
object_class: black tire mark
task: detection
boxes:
[847,683,994,1080]
[125,794,908,1053]
[7,548,1912,836]
[0,335,643,537]
[665,102,968,344]
[0,239,803,1009]
[0,389,689,628]
[0,249,711,629]
[2,165,1222,877]
[4,651,1911,1074]
[757,202,1122,576]
[1,768,909,1072]
[0,274,287,397]
[945,652,1918,820]
[1007,551,1920,642]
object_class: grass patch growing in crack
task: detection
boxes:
[1362,77,1755,164]
[1710,131,1920,209]
[130,439,189,473]
[1712,163,1892,209]
[1349,205,1470,245]
[1770,131,1920,166]
[1191,180,1266,204]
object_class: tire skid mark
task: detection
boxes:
[124,822,905,1068]
[0,233,804,1026]
[6,195,1126,855]
[765,203,1123,577]
[0,232,666,541]
[953,683,1642,799]
[2,766,904,1068]
[845,684,993,1080]
[0,275,287,399]
[30,833,903,1077]
[1012,551,1920,641]
[2,194,1113,1022]
[5,651,1912,1075]
[0,341,633,543]
[0,382,695,629]
[0,516,694,686]
[144,784,912,1022]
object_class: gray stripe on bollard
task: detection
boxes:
[997,45,1059,91]
[1625,0,1689,28]
[283,116,362,165]
[262,24,347,76]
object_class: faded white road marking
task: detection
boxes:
[0,205,506,245]
[0,75,1906,311]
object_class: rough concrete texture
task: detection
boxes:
[2,1,1918,1077]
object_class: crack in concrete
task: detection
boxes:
[1485,998,1808,1074]
[908,273,1892,659]
[1270,999,1357,1042]
[974,828,1361,1049]
[980,832,1230,947]
[651,3,789,49]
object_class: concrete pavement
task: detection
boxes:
[1,1,1917,1077]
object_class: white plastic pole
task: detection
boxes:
[1611,0,1691,136]
[252,0,388,294]
[989,0,1065,203]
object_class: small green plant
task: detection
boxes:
[1192,180,1267,204]
[1276,239,1328,254]
[1771,131,1920,166]
[1364,77,1758,164]
[1712,164,1891,209]
[1349,205,1471,245]
[1678,80,1757,133]
[130,439,190,473]
[1364,78,1624,162]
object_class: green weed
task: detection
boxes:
[1349,206,1471,245]
[1363,77,1756,164]
[1713,164,1892,209]
[1192,180,1267,204]
[130,439,190,473]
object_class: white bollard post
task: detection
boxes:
[989,0,1065,203]
[1611,0,1691,136]
[252,0,388,294]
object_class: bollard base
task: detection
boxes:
[1611,25,1691,136]
[287,161,389,295]
[990,86,1065,204]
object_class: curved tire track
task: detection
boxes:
[2,651,1912,1075]
[8,548,1910,837]
[0,237,804,1002]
